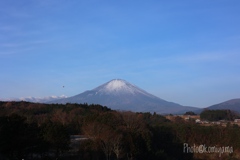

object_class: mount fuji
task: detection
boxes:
[49,79,198,114]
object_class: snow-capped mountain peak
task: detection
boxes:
[48,79,198,114]
[94,79,148,95]
[105,79,127,91]
[102,79,133,93]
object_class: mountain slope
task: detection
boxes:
[206,99,240,113]
[49,79,198,114]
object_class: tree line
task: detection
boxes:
[0,101,240,160]
[200,109,239,121]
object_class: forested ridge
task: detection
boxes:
[200,109,239,121]
[0,101,240,160]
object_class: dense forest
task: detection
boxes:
[0,101,240,160]
[200,109,239,121]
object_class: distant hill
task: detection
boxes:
[205,99,240,113]
[48,79,199,114]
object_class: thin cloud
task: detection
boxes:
[173,52,227,63]
[0,39,50,56]
[0,47,35,55]
[1,40,49,47]
[0,26,18,32]
[146,51,238,66]
[0,6,32,19]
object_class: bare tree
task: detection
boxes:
[51,109,69,125]
[82,122,113,160]
[111,133,123,159]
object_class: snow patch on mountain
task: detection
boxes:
[0,95,68,103]
[105,79,128,91]
[94,79,153,96]
[101,79,135,94]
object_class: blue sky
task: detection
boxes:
[1,0,240,108]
